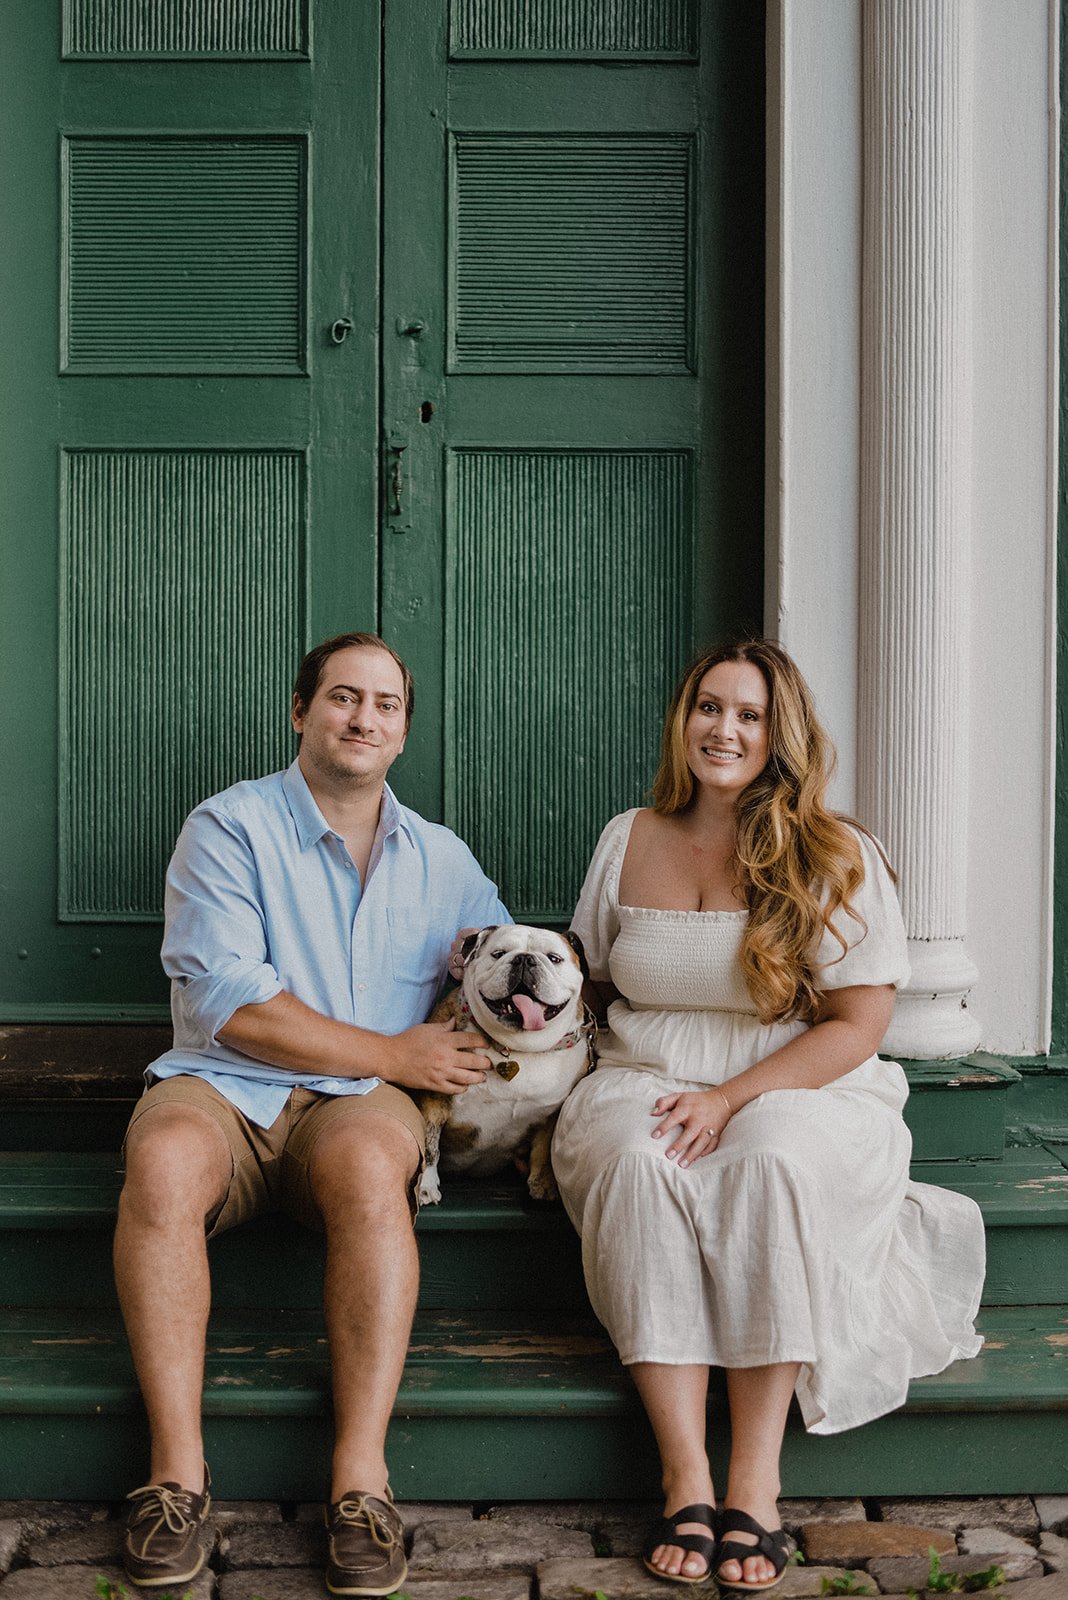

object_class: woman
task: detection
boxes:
[552,640,985,1593]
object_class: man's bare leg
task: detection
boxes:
[113,1105,231,1490]
[308,1111,421,1501]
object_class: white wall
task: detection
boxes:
[767,0,1057,1054]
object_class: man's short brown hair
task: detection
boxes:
[292,633,415,730]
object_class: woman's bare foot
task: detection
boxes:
[716,1493,786,1588]
[645,1470,717,1583]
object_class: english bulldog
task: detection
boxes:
[415,925,594,1206]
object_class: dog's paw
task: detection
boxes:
[418,1167,443,1206]
[526,1167,560,1204]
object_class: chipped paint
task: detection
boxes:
[208,1375,253,1385]
[31,1336,110,1346]
[215,1344,255,1354]
[1045,1333,1068,1346]
[438,1335,612,1358]
[1015,1175,1068,1190]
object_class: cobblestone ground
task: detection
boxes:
[0,1496,1064,1600]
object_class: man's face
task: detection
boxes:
[292,645,408,793]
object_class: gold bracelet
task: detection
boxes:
[713,1087,733,1122]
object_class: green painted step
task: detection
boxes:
[0,1039,1030,1161]
[1,1147,1065,1309]
[900,1054,1021,1160]
[0,1304,1063,1499]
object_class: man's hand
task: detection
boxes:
[382,1016,492,1094]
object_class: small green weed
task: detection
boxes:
[818,1574,875,1596]
[94,1578,201,1600]
[907,1548,1007,1596]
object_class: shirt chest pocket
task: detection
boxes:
[386,902,451,991]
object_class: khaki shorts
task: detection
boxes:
[123,1075,426,1237]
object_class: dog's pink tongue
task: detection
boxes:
[513,993,548,1031]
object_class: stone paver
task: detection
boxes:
[216,1519,324,1569]
[779,1500,867,1535]
[0,1505,109,1537]
[958,1526,1041,1559]
[1041,1531,1068,1571]
[489,1499,866,1555]
[409,1517,592,1574]
[488,1500,659,1558]
[869,1550,1044,1590]
[990,1576,1068,1600]
[400,1503,478,1532]
[0,1522,24,1576]
[0,1565,214,1598]
[212,1499,283,1526]
[537,1556,881,1600]
[1036,1500,1068,1534]
[295,1499,475,1531]
[397,1574,532,1600]
[538,1555,711,1599]
[876,1496,1041,1537]
[486,1502,603,1530]
[23,1523,124,1567]
[1,1495,1064,1599]
[219,1570,325,1600]
[584,1504,660,1558]
[800,1520,956,1563]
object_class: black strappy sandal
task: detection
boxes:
[642,1502,718,1586]
[715,1509,794,1592]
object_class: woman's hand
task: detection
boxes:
[651,1086,735,1168]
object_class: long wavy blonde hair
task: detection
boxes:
[652,639,868,1024]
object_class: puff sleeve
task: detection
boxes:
[814,827,910,991]
[569,811,635,983]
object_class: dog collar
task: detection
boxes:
[457,992,597,1075]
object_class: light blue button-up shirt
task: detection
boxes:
[148,761,509,1127]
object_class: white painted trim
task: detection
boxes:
[765,0,862,813]
[768,0,1058,1054]
[1039,0,1059,1053]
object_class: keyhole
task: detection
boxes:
[419,401,434,423]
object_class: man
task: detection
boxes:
[114,632,505,1594]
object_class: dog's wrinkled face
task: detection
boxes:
[462,925,586,1054]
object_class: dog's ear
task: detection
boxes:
[562,929,589,980]
[461,927,492,963]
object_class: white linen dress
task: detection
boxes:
[552,810,986,1434]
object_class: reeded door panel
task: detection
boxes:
[0,0,763,1018]
[381,0,764,919]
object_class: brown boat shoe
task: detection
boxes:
[123,1464,212,1588]
[325,1488,408,1596]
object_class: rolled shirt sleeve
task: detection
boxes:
[162,805,284,1049]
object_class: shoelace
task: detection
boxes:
[126,1483,197,1541]
[333,1495,399,1550]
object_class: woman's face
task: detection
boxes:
[684,659,770,798]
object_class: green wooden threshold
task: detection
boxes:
[0,1305,1064,1499]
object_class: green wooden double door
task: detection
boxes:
[0,0,763,1019]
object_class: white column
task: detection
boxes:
[857,0,980,1058]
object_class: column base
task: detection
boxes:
[881,938,981,1059]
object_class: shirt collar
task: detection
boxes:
[282,762,415,852]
